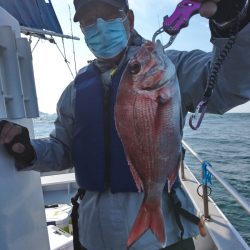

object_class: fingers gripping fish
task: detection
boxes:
[114,40,182,248]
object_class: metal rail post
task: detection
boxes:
[180,159,185,180]
[201,161,211,219]
[202,184,210,219]
[180,146,186,180]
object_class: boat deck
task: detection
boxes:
[41,168,250,250]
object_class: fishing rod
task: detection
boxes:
[152,0,241,130]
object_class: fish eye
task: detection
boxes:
[128,61,141,75]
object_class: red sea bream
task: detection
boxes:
[114,40,182,248]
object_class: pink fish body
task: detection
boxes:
[114,41,182,248]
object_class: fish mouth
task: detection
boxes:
[130,40,165,72]
[127,40,169,92]
[128,55,167,91]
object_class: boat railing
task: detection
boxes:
[182,139,250,219]
[40,135,250,218]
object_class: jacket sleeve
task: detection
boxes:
[28,82,76,172]
[166,23,250,115]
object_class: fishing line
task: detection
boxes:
[52,36,75,79]
[68,4,78,76]
[31,37,41,53]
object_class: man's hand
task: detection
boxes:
[201,0,249,37]
[199,0,221,18]
[0,120,25,153]
[0,120,35,167]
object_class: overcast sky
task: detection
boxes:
[30,0,250,114]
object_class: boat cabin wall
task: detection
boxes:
[0,7,39,119]
[0,8,50,250]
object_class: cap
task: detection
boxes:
[73,0,129,22]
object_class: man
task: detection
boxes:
[0,0,250,249]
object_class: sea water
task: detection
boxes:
[33,112,250,245]
[183,113,250,245]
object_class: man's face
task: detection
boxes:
[79,2,127,28]
[78,2,134,61]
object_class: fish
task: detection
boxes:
[114,40,182,248]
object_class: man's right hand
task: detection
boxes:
[199,0,221,18]
[0,120,36,167]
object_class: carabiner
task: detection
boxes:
[189,99,208,130]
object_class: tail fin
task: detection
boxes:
[127,203,165,248]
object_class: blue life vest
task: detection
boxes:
[72,63,138,192]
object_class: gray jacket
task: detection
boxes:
[30,24,250,249]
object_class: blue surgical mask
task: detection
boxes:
[82,17,129,59]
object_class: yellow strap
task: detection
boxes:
[110,66,118,76]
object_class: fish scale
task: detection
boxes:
[135,101,158,182]
[134,97,155,155]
